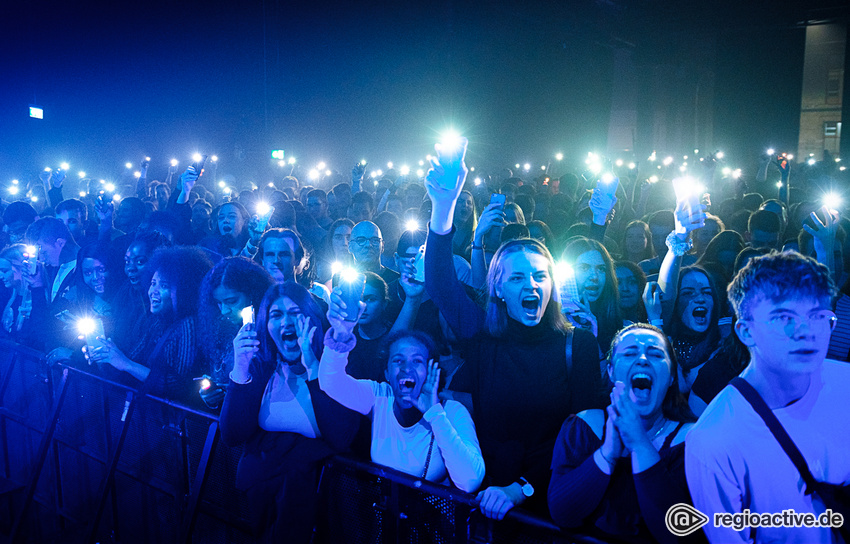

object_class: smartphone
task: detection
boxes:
[673,177,701,219]
[24,245,39,275]
[489,193,506,210]
[776,154,788,169]
[339,271,366,321]
[241,306,254,326]
[96,190,106,207]
[84,318,106,353]
[556,263,580,309]
[596,173,620,198]
[192,154,208,175]
[256,203,275,232]
[412,244,426,283]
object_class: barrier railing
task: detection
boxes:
[0,340,602,544]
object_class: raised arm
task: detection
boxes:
[424,137,486,338]
[318,290,376,415]
[657,198,705,318]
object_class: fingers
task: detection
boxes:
[477,488,514,520]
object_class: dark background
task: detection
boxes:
[0,0,845,186]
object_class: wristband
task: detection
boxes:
[323,328,357,353]
[471,244,484,251]
[229,371,252,385]
[665,232,692,257]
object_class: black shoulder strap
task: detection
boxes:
[729,377,818,493]
[564,326,574,378]
[662,421,687,450]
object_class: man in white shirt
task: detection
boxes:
[686,251,850,543]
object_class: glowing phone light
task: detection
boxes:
[807,158,816,166]
[241,307,254,326]
[387,162,393,169]
[77,318,96,336]
[288,157,296,165]
[615,159,623,167]
[278,160,286,167]
[309,169,320,180]
[400,165,410,176]
[417,169,424,177]
[405,220,420,232]
[663,156,674,166]
[715,151,724,160]
[170,159,179,167]
[79,191,86,197]
[126,162,134,169]
[192,153,202,162]
[767,148,775,156]
[218,181,226,188]
[317,162,326,170]
[628,162,636,169]
[105,183,115,192]
[211,155,218,162]
[8,187,19,195]
[555,153,564,161]
[133,171,141,179]
[256,202,271,216]
[331,261,343,276]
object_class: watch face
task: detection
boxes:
[521,482,534,497]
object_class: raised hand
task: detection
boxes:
[398,258,425,298]
[180,167,199,195]
[642,281,663,323]
[803,206,838,253]
[87,337,132,370]
[49,168,66,188]
[424,137,469,234]
[327,289,364,340]
[673,199,706,236]
[562,293,598,338]
[295,314,319,378]
[414,360,440,414]
[232,323,259,378]
[473,203,506,244]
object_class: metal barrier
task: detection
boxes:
[0,340,602,544]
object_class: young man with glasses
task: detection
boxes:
[685,251,850,543]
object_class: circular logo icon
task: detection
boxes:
[666,503,710,537]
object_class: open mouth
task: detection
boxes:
[221,225,233,234]
[629,373,654,404]
[692,306,708,325]
[398,377,416,395]
[281,330,297,342]
[521,296,540,317]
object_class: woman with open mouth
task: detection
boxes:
[198,201,251,257]
[562,237,623,356]
[549,323,700,544]
[319,296,484,493]
[423,137,605,521]
[86,247,212,403]
[219,282,359,543]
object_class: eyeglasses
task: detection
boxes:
[352,237,382,247]
[757,310,837,338]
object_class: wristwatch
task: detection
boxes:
[517,477,534,498]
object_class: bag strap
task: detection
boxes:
[729,377,818,493]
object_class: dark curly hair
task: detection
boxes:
[198,257,274,367]
[144,246,214,321]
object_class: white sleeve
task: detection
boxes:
[424,401,485,493]
[317,347,376,415]
[685,432,751,544]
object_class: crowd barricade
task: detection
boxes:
[0,339,604,544]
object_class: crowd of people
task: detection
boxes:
[2,140,848,544]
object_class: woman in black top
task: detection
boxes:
[424,138,605,520]
[549,323,702,544]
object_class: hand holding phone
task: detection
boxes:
[489,193,506,210]
[338,270,366,322]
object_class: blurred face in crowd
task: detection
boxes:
[749,229,780,250]
[266,296,301,354]
[36,236,66,267]
[609,328,673,419]
[616,266,640,310]
[385,337,429,410]
[212,284,251,325]
[677,270,713,333]
[192,203,211,231]
[124,242,150,287]
[386,198,404,218]
[217,204,245,237]
[358,283,386,328]
[454,192,474,225]
[624,226,648,257]
[6,221,31,245]
[692,218,721,256]
[575,250,606,303]
[495,249,553,327]
[332,224,352,258]
[262,237,298,283]
[306,196,328,220]
[81,258,108,295]
[650,224,670,256]
[348,201,373,224]
[148,271,176,315]
[57,209,85,244]
[349,222,382,267]
[0,258,16,288]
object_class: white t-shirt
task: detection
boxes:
[258,361,321,438]
[685,359,850,543]
[319,347,485,493]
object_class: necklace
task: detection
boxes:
[648,417,668,442]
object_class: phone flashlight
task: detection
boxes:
[8,187,19,195]
[193,153,203,163]
[615,159,624,167]
[405,219,420,232]
[241,306,254,326]
[474,177,482,186]
[649,176,659,183]
[171,159,179,167]
[200,378,212,391]
[400,165,410,176]
[554,262,579,308]
[361,159,367,166]
[767,148,775,156]
[823,193,841,212]
[663,157,674,166]
[256,201,271,217]
[715,151,725,160]
[600,172,616,184]
[438,130,463,155]
[331,261,343,276]
[126,162,133,169]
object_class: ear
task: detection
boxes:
[735,320,756,347]
[54,238,67,252]
[384,367,391,384]
[607,361,614,383]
